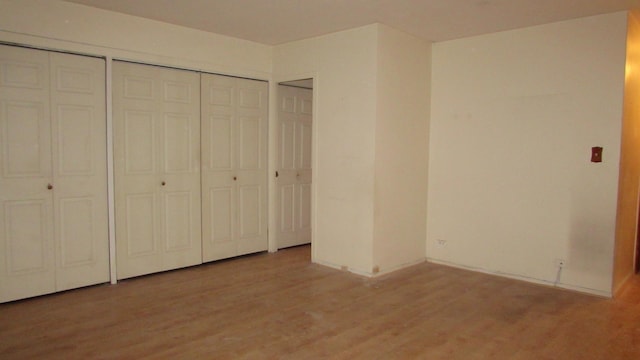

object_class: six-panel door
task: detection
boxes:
[113,61,202,279]
[201,74,268,262]
[276,85,312,249]
[0,45,108,302]
[50,52,109,291]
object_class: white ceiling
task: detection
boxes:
[62,0,640,45]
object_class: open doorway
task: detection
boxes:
[275,80,313,249]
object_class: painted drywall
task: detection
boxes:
[373,25,431,273]
[427,12,627,296]
[613,11,640,294]
[273,25,379,274]
[0,0,272,78]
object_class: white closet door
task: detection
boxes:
[236,79,269,255]
[201,75,236,261]
[50,52,109,291]
[113,61,201,279]
[0,45,109,302]
[201,74,268,262]
[0,46,55,302]
[276,85,312,249]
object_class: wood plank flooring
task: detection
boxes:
[1,245,640,359]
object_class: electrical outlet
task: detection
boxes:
[436,239,447,247]
[555,258,566,268]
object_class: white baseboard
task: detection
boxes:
[427,257,612,298]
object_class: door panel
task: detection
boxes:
[159,93,201,269]
[124,76,154,100]
[58,197,95,266]
[0,62,45,89]
[300,122,312,169]
[56,105,94,175]
[1,200,55,300]
[208,81,233,106]
[239,116,260,169]
[201,74,267,262]
[123,193,160,277]
[201,74,236,262]
[235,79,268,255]
[163,191,192,251]
[211,187,234,242]
[279,120,296,170]
[298,182,312,243]
[50,52,108,291]
[3,102,48,177]
[239,87,262,109]
[163,81,192,103]
[0,46,55,302]
[55,66,93,94]
[124,111,156,174]
[276,85,312,249]
[237,179,265,255]
[205,183,237,260]
[209,114,233,169]
[5,200,51,273]
[280,184,295,233]
[239,185,261,238]
[163,114,192,173]
[125,193,157,256]
[114,61,201,279]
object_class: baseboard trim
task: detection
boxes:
[313,257,427,278]
[370,258,427,278]
[427,257,612,298]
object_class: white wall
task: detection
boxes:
[0,0,272,77]
[273,24,431,276]
[3,0,629,293]
[273,25,379,274]
[373,25,431,273]
[427,12,627,296]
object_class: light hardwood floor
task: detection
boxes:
[1,245,639,359]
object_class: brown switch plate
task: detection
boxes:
[591,146,603,163]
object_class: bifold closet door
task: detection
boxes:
[201,74,268,262]
[276,85,312,249]
[113,61,201,279]
[0,46,55,302]
[0,45,108,302]
[50,52,109,291]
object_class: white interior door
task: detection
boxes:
[0,45,109,302]
[113,61,201,279]
[50,52,109,291]
[276,85,312,249]
[201,73,268,262]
